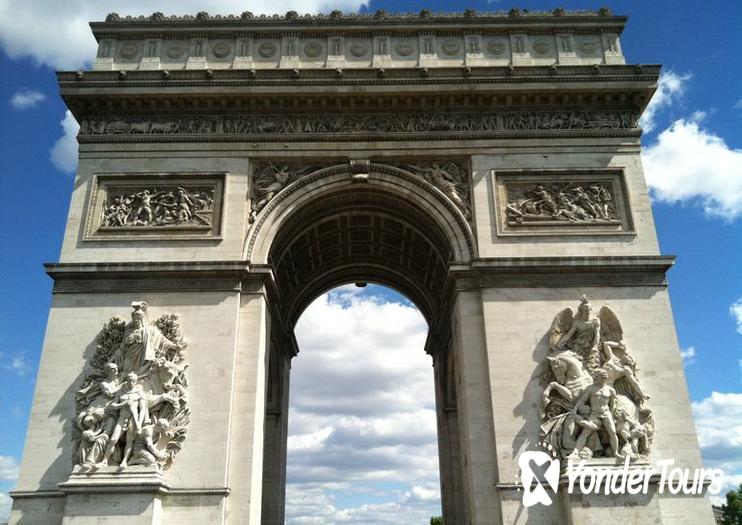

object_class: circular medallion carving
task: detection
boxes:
[257,41,278,58]
[349,42,368,57]
[532,41,551,55]
[395,41,415,57]
[304,41,323,58]
[487,40,507,55]
[578,40,599,54]
[441,39,460,55]
[119,44,138,59]
[165,45,185,59]
[212,42,231,58]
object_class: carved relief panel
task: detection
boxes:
[72,302,190,471]
[249,162,334,223]
[84,173,224,240]
[392,161,471,220]
[249,160,472,224]
[494,169,634,235]
[540,296,653,461]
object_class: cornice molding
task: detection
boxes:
[60,64,659,88]
[93,9,625,34]
[59,65,659,128]
[450,255,674,289]
[45,261,249,294]
[10,486,231,498]
[45,256,674,294]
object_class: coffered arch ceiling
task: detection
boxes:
[261,166,474,327]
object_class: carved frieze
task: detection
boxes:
[73,302,189,471]
[540,296,654,461]
[78,110,639,140]
[494,170,634,235]
[84,174,224,240]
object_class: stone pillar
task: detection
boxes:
[450,287,502,524]
[224,289,271,524]
[433,345,466,522]
[261,339,292,525]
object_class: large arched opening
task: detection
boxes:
[287,283,439,522]
[247,164,475,523]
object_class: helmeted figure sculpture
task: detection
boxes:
[73,302,190,470]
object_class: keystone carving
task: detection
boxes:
[540,296,654,461]
[73,302,189,471]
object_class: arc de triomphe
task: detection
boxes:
[10,9,715,525]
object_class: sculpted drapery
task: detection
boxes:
[114,303,177,375]
[73,302,190,471]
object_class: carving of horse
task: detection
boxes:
[542,351,592,408]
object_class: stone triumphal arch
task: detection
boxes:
[11,9,715,525]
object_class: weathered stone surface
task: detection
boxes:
[10,9,714,525]
[71,302,190,472]
[91,10,626,72]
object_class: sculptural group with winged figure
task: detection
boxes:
[541,296,654,461]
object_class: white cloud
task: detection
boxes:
[0,0,368,71]
[639,71,691,133]
[286,288,441,524]
[285,485,438,525]
[692,391,742,506]
[693,392,742,504]
[680,346,697,365]
[0,456,19,482]
[731,299,742,334]
[49,110,80,174]
[710,472,742,507]
[0,492,11,525]
[9,89,45,110]
[735,99,742,110]
[406,483,441,502]
[638,70,742,220]
[288,426,334,453]
[3,355,32,377]
[642,118,742,219]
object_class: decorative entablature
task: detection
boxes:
[59,63,659,142]
[59,11,658,142]
[90,9,626,72]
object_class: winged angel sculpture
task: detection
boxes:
[540,296,653,461]
[249,163,321,223]
[73,302,189,471]
[401,162,471,219]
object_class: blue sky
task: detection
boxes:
[0,0,741,522]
